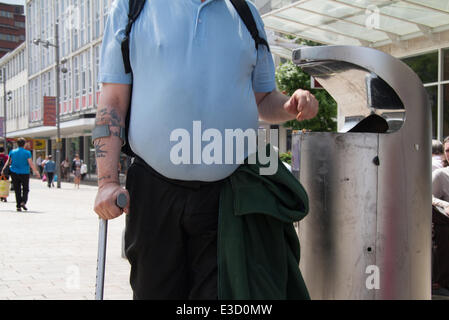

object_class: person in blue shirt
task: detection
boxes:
[93,0,318,299]
[43,155,56,188]
[1,138,40,211]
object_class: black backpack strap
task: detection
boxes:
[120,0,146,157]
[121,0,146,74]
[229,0,270,52]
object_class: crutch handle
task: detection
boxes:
[116,192,128,209]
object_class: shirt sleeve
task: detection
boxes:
[432,169,449,208]
[98,0,132,85]
[433,169,443,199]
[248,2,276,93]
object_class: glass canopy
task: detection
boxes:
[261,0,449,49]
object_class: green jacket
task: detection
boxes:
[218,155,310,300]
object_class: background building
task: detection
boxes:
[5,0,112,176]
[0,3,25,58]
[0,41,28,152]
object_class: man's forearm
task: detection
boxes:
[94,105,127,187]
[29,161,38,174]
[257,90,296,124]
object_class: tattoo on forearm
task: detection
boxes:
[96,106,123,128]
[94,142,108,158]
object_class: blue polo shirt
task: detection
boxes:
[9,147,32,175]
[99,0,276,181]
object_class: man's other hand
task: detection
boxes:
[283,89,319,121]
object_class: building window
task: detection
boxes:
[103,0,109,33]
[0,11,13,18]
[74,56,79,98]
[402,51,438,84]
[68,68,72,110]
[95,45,100,92]
[80,0,86,46]
[444,49,449,82]
[72,0,79,51]
[87,0,91,44]
[401,49,449,140]
[444,84,449,139]
[425,86,438,139]
[94,0,101,39]
[81,52,86,96]
[87,50,92,95]
[63,72,68,102]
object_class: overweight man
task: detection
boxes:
[94,0,318,300]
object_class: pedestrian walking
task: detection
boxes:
[93,0,318,300]
[41,156,49,182]
[0,147,9,202]
[43,155,56,188]
[36,155,43,176]
[61,158,70,181]
[72,154,82,189]
[1,138,40,211]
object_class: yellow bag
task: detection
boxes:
[0,175,11,198]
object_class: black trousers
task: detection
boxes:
[10,172,29,208]
[432,206,449,289]
[125,157,225,300]
[46,172,54,187]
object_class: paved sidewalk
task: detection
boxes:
[1,177,445,301]
[0,178,132,300]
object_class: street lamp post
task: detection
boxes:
[33,21,62,188]
[1,69,12,152]
[54,22,62,189]
[2,68,7,151]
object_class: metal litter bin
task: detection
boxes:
[291,46,431,300]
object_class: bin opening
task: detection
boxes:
[299,60,405,134]
[347,113,389,133]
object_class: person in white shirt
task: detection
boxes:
[431,136,449,296]
[433,137,449,214]
[432,139,445,172]
[36,156,43,176]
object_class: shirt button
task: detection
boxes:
[199,19,202,23]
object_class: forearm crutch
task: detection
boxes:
[95,193,128,300]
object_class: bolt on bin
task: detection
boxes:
[290,46,432,300]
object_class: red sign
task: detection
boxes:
[7,138,33,151]
[311,76,324,89]
[43,96,56,126]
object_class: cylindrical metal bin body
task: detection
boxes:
[292,46,432,299]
